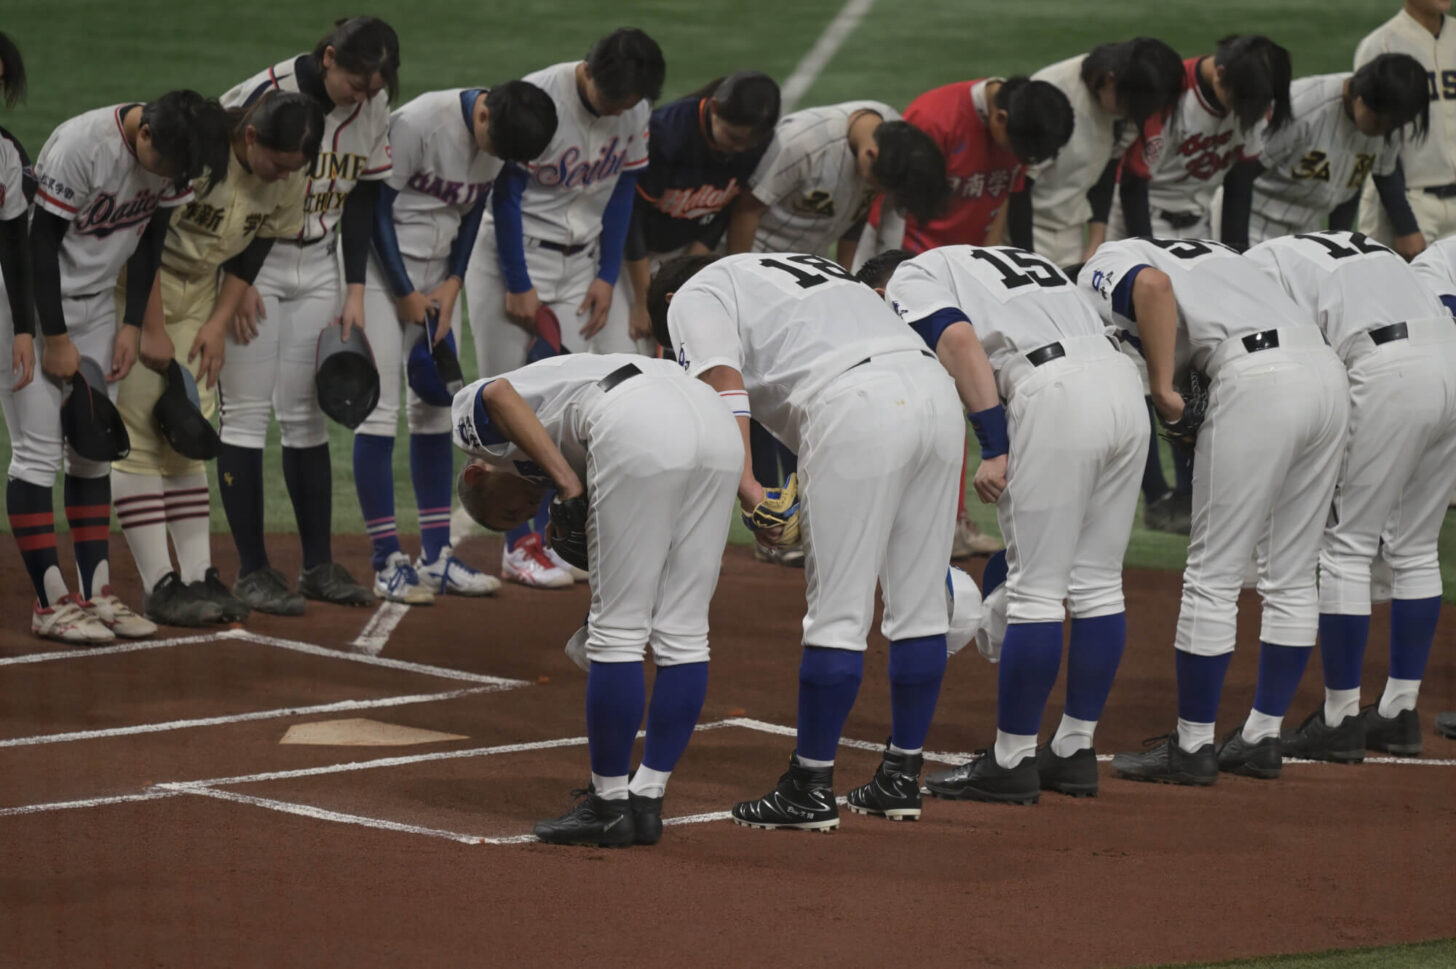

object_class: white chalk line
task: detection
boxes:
[183,788,495,845]
[780,0,880,111]
[0,790,181,817]
[0,632,223,666]
[349,601,411,656]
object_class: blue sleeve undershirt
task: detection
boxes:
[449,188,489,281]
[493,164,532,293]
[1441,294,1456,319]
[472,384,510,447]
[595,171,639,286]
[372,183,415,298]
[907,307,971,351]
[1110,263,1150,322]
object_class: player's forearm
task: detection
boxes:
[1131,270,1180,405]
[207,272,253,329]
[1219,160,1263,251]
[480,379,582,497]
[0,214,35,337]
[726,195,766,254]
[595,172,638,285]
[1119,174,1152,237]
[936,322,1000,414]
[123,208,170,327]
[1007,183,1034,250]
[29,209,67,337]
[625,257,651,313]
[221,235,275,286]
[492,165,532,293]
[447,194,488,281]
[834,238,858,271]
[371,183,414,297]
[700,363,760,505]
[340,179,379,286]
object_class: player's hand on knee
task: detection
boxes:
[41,333,81,382]
[1393,231,1427,262]
[504,288,541,332]
[231,287,265,345]
[10,333,34,391]
[189,320,226,389]
[972,454,1007,503]
[577,278,614,340]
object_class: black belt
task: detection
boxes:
[1423,184,1456,199]
[1369,321,1409,345]
[1241,329,1280,353]
[539,240,590,256]
[848,349,937,370]
[1026,342,1066,367]
[1158,209,1204,230]
[597,363,641,392]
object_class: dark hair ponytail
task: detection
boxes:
[1215,34,1293,133]
[312,16,400,102]
[1082,37,1183,126]
[142,89,231,193]
[1352,53,1430,144]
[232,90,326,164]
[0,32,26,108]
[689,70,781,139]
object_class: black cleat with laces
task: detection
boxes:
[1036,744,1099,797]
[732,756,838,832]
[1280,709,1365,763]
[1216,726,1282,779]
[533,789,634,847]
[1111,730,1218,786]
[924,749,1039,804]
[846,743,924,821]
[1361,705,1422,757]
[630,792,664,845]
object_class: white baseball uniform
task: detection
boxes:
[361,89,499,439]
[1245,230,1456,615]
[885,245,1147,624]
[1355,7,1456,242]
[1079,239,1349,656]
[666,252,964,650]
[1,105,192,488]
[452,354,741,661]
[1251,75,1401,244]
[216,57,392,451]
[0,126,29,352]
[463,61,648,380]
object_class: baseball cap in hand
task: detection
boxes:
[406,318,465,407]
[60,357,130,461]
[526,305,566,363]
[153,359,220,460]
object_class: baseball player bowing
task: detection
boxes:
[356,81,558,604]
[1,90,229,643]
[1079,239,1350,785]
[649,252,964,831]
[452,354,741,847]
[1245,231,1456,763]
[858,246,1148,803]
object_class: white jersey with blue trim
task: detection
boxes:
[1410,233,1456,298]
[665,251,924,451]
[385,89,502,263]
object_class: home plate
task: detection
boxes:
[279,718,468,746]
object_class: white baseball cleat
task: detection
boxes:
[545,546,590,583]
[85,587,158,638]
[501,534,574,589]
[415,545,500,596]
[374,551,436,605]
[32,594,115,644]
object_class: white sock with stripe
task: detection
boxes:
[164,472,212,583]
[112,470,171,593]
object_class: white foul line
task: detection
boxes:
[349,602,411,656]
[0,633,225,666]
[184,788,492,845]
[0,790,182,817]
[780,0,880,111]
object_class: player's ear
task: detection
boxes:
[321,45,337,71]
[992,107,1010,129]
[461,460,489,485]
[663,291,675,306]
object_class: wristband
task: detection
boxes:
[968,404,1009,459]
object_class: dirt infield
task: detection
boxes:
[2,534,1452,968]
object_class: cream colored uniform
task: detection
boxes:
[1356,8,1456,243]
[217,58,392,451]
[452,355,741,662]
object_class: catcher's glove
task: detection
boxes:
[547,494,590,571]
[741,472,801,547]
[1159,368,1210,445]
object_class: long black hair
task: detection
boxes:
[585,27,665,104]
[1214,34,1293,133]
[1082,37,1184,126]
[1352,53,1431,143]
[689,70,781,140]
[0,32,26,108]
[312,16,400,102]
[142,90,231,192]
[873,120,950,222]
[230,90,326,164]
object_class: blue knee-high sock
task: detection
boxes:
[997,621,1064,736]
[889,635,947,751]
[796,646,864,762]
[1170,437,1195,495]
[586,660,646,777]
[409,432,453,563]
[1175,649,1234,724]
[1390,597,1442,681]
[1141,397,1170,501]
[353,434,399,571]
[1252,642,1314,718]
[504,522,533,549]
[1318,613,1369,691]
[1064,613,1127,722]
[532,489,554,537]
[640,661,710,773]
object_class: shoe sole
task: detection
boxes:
[1220,763,1282,780]
[845,803,921,821]
[1113,770,1217,786]
[1281,746,1365,764]
[501,565,574,589]
[34,626,115,645]
[1367,743,1422,757]
[924,785,1038,805]
[533,834,633,848]
[730,817,839,832]
[301,588,375,606]
[1042,782,1098,798]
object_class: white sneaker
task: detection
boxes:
[85,587,158,638]
[373,551,436,605]
[32,594,115,644]
[501,534,574,589]
[545,546,590,583]
[416,544,500,596]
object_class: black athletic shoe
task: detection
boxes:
[233,567,306,617]
[846,744,924,821]
[1216,727,1282,779]
[925,749,1039,804]
[1361,705,1422,757]
[145,571,223,628]
[630,793,664,846]
[533,790,634,847]
[1035,744,1099,797]
[1111,731,1218,786]
[299,562,376,607]
[731,756,838,832]
[1436,712,1456,741]
[196,567,249,623]
[1280,710,1365,764]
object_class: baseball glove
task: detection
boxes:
[1159,368,1210,445]
[547,494,590,571]
[741,473,802,547]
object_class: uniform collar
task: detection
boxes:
[1398,6,1446,38]
[970,78,1001,123]
[460,88,484,135]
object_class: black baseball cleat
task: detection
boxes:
[1361,705,1422,757]
[233,567,306,616]
[196,567,249,623]
[1216,727,1282,779]
[846,744,924,821]
[1111,731,1218,786]
[299,562,376,607]
[925,749,1039,804]
[533,790,634,847]
[731,756,838,832]
[145,571,224,628]
[630,792,664,846]
[1036,744,1099,797]
[1280,710,1365,763]
[1436,712,1456,741]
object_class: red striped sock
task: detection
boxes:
[8,478,63,607]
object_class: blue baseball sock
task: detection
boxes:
[586,660,646,778]
[1064,613,1127,722]
[1175,649,1233,724]
[888,635,947,752]
[641,661,710,773]
[996,621,1064,736]
[1317,612,1369,691]
[353,434,400,571]
[796,646,864,763]
[504,522,533,550]
[1252,641,1313,718]
[1389,597,1442,681]
[410,432,453,563]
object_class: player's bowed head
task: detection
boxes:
[1347,53,1431,141]
[458,460,549,532]
[1211,35,1294,134]
[1082,37,1184,126]
[646,253,722,351]
[991,76,1075,167]
[579,27,665,117]
[312,16,400,108]
[866,121,951,223]
[479,81,559,163]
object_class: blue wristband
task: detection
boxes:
[968,405,1009,459]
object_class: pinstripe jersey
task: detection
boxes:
[222,56,393,242]
[749,101,899,254]
[1355,8,1456,188]
[1252,75,1400,231]
[30,105,193,297]
[1030,55,1134,230]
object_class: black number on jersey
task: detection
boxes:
[1347,153,1375,190]
[1292,231,1391,259]
[757,253,858,289]
[968,247,1067,290]
[1147,239,1236,260]
[1291,150,1331,182]
[1428,70,1456,101]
